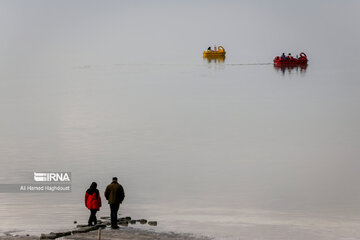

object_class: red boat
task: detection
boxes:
[274,52,308,66]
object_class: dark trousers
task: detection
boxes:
[110,203,120,227]
[88,209,98,226]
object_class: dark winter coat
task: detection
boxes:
[104,181,125,204]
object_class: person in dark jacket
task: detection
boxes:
[281,53,289,60]
[85,182,102,226]
[104,177,125,229]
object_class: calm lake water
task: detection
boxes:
[1,1,360,239]
[0,56,360,239]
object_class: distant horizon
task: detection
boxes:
[0,0,359,71]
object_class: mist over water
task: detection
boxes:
[1,1,360,239]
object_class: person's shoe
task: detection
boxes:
[111,225,120,229]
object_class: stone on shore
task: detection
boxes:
[148,221,158,226]
[64,227,211,240]
[40,231,71,239]
[71,224,106,234]
[118,221,128,226]
[76,224,89,228]
[138,219,147,224]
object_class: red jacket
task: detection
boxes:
[85,190,102,210]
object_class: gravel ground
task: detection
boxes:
[65,227,211,240]
[0,227,211,240]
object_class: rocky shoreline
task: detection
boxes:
[0,216,210,240]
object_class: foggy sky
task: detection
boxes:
[0,0,359,72]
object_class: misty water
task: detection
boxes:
[1,1,360,240]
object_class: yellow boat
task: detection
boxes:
[203,55,225,63]
[203,46,226,57]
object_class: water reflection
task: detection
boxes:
[203,55,226,63]
[274,64,307,75]
[203,56,225,70]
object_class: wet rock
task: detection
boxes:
[100,216,110,219]
[73,221,77,224]
[130,220,136,224]
[119,221,128,226]
[72,226,95,234]
[97,224,107,228]
[72,224,106,234]
[138,219,147,224]
[125,216,131,220]
[76,224,89,228]
[148,221,157,226]
[40,231,71,239]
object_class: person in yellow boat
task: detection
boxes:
[207,46,211,51]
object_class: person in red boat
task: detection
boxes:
[85,182,102,226]
[275,52,308,65]
[281,53,289,60]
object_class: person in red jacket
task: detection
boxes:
[85,182,102,226]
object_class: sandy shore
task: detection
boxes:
[0,215,210,240]
[0,237,38,240]
[65,227,210,240]
[0,227,210,240]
